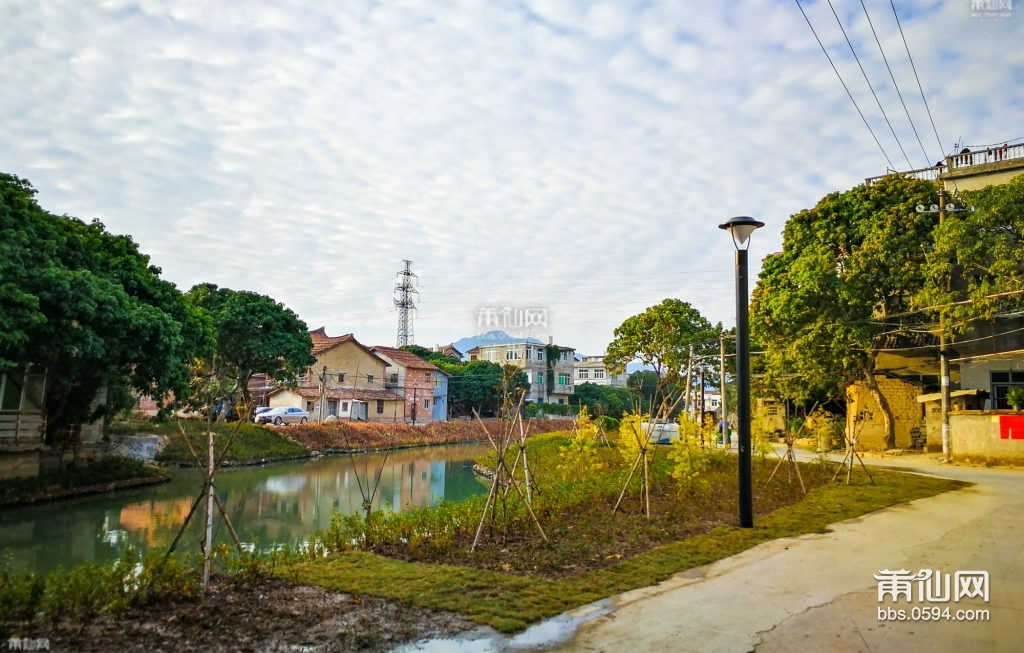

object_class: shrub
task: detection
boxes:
[555,409,604,482]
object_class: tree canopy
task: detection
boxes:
[0,173,213,435]
[918,173,1024,328]
[605,299,717,415]
[186,284,315,408]
[750,175,939,447]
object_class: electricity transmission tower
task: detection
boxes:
[394,260,418,347]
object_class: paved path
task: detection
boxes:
[542,454,1024,653]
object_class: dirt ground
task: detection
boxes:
[38,576,476,652]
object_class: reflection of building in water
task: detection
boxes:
[118,498,195,547]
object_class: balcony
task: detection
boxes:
[866,143,1024,188]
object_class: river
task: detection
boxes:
[0,443,492,576]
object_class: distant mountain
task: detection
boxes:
[452,331,544,357]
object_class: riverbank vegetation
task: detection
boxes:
[281,430,964,631]
[106,420,309,465]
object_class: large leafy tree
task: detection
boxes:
[750,175,939,448]
[0,173,213,436]
[605,299,718,415]
[918,173,1024,327]
[186,284,315,408]
[571,382,637,419]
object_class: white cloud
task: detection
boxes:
[0,0,1020,355]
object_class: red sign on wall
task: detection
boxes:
[999,416,1024,440]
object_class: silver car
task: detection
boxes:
[256,406,309,425]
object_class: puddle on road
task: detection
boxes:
[393,600,614,652]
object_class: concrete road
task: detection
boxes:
[543,455,1024,653]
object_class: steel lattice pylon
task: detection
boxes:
[394,259,418,347]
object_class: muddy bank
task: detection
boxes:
[0,474,170,509]
[35,576,475,653]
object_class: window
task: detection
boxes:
[336,372,346,383]
[558,398,565,404]
[560,351,569,361]
[327,400,338,416]
[766,405,779,416]
[390,373,399,384]
[424,399,431,409]
[434,375,442,387]
[558,372,571,385]
[342,402,349,412]
[536,375,543,385]
[526,348,532,360]
[578,370,589,379]
[425,371,432,381]
[991,371,1024,409]
[376,400,385,414]
[366,374,374,384]
[594,369,605,379]
[305,401,314,413]
[536,349,544,361]
[506,348,521,360]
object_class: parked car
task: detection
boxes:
[255,406,309,425]
[251,406,273,422]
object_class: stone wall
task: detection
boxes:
[846,376,926,450]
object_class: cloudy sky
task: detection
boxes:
[1,0,1020,355]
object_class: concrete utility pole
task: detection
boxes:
[720,332,729,449]
[684,344,695,416]
[319,366,328,423]
[939,189,951,462]
[395,260,418,347]
[699,367,706,425]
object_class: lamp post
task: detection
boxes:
[719,215,764,529]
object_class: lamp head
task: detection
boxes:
[718,216,765,250]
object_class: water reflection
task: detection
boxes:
[0,444,491,576]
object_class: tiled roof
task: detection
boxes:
[371,346,440,372]
[269,385,404,402]
[309,328,355,355]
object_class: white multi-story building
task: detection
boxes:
[573,355,627,388]
[465,340,576,404]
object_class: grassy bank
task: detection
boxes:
[106,420,310,465]
[289,468,964,632]
[285,418,575,452]
[0,457,166,506]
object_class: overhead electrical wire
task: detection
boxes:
[793,0,896,170]
[859,0,931,167]
[889,0,946,159]
[825,0,914,170]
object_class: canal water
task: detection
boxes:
[0,443,492,576]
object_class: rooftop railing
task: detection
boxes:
[949,143,1024,170]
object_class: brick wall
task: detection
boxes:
[846,376,925,450]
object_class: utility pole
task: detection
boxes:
[395,260,418,347]
[699,367,706,426]
[938,189,951,462]
[720,332,728,449]
[684,344,694,416]
[412,386,418,425]
[319,366,328,423]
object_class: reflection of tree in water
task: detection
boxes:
[0,445,492,576]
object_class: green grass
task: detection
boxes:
[0,457,164,501]
[287,470,966,632]
[106,420,309,464]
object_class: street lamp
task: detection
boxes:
[719,215,764,529]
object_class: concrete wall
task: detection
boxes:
[846,376,926,450]
[960,357,1024,409]
[949,411,1024,461]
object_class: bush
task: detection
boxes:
[285,419,574,452]
[0,457,163,502]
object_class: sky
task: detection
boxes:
[1,0,1021,356]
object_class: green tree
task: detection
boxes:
[750,175,939,448]
[605,299,717,415]
[918,173,1024,327]
[0,173,213,436]
[186,284,315,409]
[570,382,637,419]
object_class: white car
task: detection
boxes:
[256,406,309,425]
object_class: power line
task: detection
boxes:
[825,0,914,170]
[890,0,945,160]
[793,0,895,170]
[859,0,931,166]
